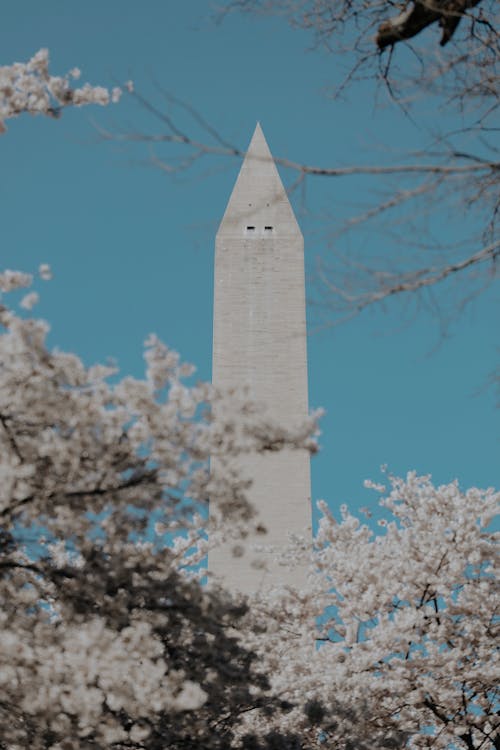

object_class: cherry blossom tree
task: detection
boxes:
[0,269,318,749]
[1,269,497,749]
[240,472,499,749]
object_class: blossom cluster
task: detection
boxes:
[0,48,127,133]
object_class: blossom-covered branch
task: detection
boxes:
[0,48,129,133]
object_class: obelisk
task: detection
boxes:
[209,123,311,593]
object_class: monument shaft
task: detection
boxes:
[209,124,311,593]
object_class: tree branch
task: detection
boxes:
[0,468,159,519]
[315,239,499,326]
[376,0,483,50]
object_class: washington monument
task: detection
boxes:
[209,123,311,593]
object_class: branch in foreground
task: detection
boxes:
[315,240,499,326]
[96,105,499,179]
[0,48,127,133]
[376,0,483,49]
[98,89,499,330]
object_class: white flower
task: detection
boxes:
[0,269,32,292]
[172,681,207,711]
[20,291,39,310]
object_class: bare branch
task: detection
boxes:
[314,240,499,326]
[376,0,483,50]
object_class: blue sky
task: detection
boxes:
[1,1,497,521]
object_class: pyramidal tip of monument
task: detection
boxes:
[244,121,275,168]
[217,122,301,237]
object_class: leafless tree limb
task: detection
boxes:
[376,0,483,49]
[98,0,498,333]
[314,239,499,326]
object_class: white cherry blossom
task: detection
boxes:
[0,49,123,133]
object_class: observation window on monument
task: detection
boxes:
[246,226,255,231]
[264,226,273,232]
